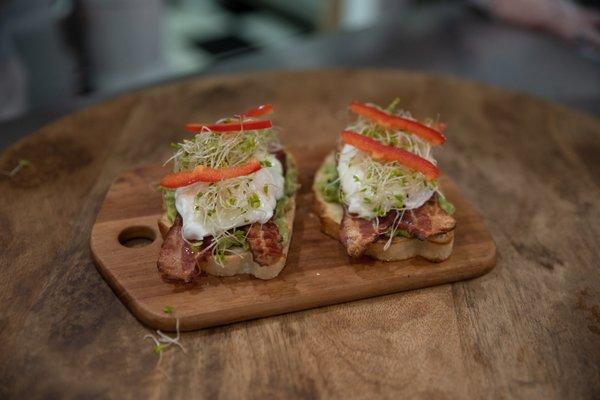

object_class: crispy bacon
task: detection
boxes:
[246,221,284,266]
[340,213,379,257]
[157,216,211,282]
[397,197,456,240]
[340,196,456,257]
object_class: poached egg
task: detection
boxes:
[175,154,284,240]
[337,144,435,219]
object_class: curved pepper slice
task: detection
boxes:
[160,159,262,188]
[239,104,273,118]
[349,102,446,146]
[341,130,439,180]
[185,120,272,133]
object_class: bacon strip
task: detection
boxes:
[397,197,456,240]
[157,216,211,282]
[340,213,379,257]
[340,196,456,257]
[246,221,284,266]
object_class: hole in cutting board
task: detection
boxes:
[118,226,156,248]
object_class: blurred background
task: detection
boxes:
[0,0,599,147]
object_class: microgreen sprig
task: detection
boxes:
[144,318,186,366]
[168,128,280,172]
[1,159,31,177]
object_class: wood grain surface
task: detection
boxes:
[90,164,495,331]
[1,70,599,399]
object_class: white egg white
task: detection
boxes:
[175,154,284,241]
[337,144,435,219]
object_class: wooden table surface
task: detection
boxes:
[0,70,598,399]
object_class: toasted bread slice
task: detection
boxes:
[313,152,454,262]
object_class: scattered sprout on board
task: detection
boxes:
[1,159,31,177]
[144,318,186,366]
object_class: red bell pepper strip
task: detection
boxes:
[160,159,262,188]
[340,130,439,180]
[349,102,446,146]
[239,104,273,118]
[185,120,272,133]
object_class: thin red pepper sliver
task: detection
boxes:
[239,104,273,118]
[185,120,272,133]
[160,159,262,188]
[340,130,440,180]
[349,102,446,146]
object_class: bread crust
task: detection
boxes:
[313,152,454,262]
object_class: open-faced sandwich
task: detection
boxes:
[157,104,299,282]
[314,100,456,262]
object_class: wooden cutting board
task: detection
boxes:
[91,150,496,331]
